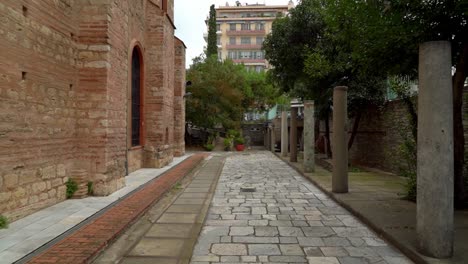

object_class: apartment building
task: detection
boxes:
[206,1,294,72]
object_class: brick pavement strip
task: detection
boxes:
[27,153,208,264]
[190,152,413,264]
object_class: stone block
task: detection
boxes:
[3,173,18,189]
[19,170,37,185]
[211,243,247,255]
[248,244,281,255]
[229,226,254,236]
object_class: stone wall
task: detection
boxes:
[242,123,265,146]
[316,100,413,174]
[0,0,185,221]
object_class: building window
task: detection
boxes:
[230,37,236,45]
[241,37,251,44]
[216,24,221,31]
[255,66,264,72]
[241,51,251,59]
[230,23,236,31]
[256,36,264,44]
[241,23,251,30]
[217,36,221,45]
[131,47,143,147]
[256,23,264,30]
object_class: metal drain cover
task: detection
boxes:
[240,186,256,192]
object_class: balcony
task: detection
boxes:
[226,44,262,50]
[226,29,266,36]
[233,59,266,64]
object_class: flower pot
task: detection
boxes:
[235,144,245,151]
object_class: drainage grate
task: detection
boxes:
[240,186,256,192]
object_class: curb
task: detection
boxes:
[26,153,208,264]
[274,152,428,264]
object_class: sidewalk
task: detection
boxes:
[0,154,205,264]
[277,153,468,264]
[95,154,226,264]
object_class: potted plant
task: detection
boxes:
[234,137,245,151]
[223,137,233,151]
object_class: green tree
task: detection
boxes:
[186,56,249,130]
[322,0,468,207]
[206,4,218,58]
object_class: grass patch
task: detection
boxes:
[66,179,78,199]
[172,182,182,190]
[0,215,8,229]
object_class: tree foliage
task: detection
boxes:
[206,4,218,58]
[186,56,281,130]
[264,0,468,205]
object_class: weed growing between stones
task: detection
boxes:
[0,215,8,229]
[66,179,78,199]
[398,137,417,202]
[87,181,94,195]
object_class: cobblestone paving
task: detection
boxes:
[191,152,413,264]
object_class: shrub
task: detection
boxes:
[398,137,417,202]
[0,215,8,229]
[66,179,78,199]
[223,138,233,150]
[204,143,214,151]
[227,129,241,139]
[234,137,245,145]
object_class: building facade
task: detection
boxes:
[207,1,294,72]
[0,0,186,221]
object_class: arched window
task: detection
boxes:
[131,47,142,146]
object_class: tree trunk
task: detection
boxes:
[325,110,332,158]
[453,43,468,208]
[348,111,362,150]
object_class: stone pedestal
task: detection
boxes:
[304,101,315,172]
[290,107,298,162]
[417,41,454,258]
[71,169,88,198]
[281,111,288,157]
[332,86,348,193]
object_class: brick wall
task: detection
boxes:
[173,37,186,157]
[0,0,185,221]
[0,0,78,221]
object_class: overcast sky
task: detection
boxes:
[174,0,299,68]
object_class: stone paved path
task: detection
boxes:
[191,152,413,264]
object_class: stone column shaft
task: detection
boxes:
[417,41,454,258]
[304,101,315,172]
[281,111,288,157]
[290,107,298,162]
[332,86,348,193]
[271,125,276,152]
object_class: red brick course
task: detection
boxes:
[28,153,207,264]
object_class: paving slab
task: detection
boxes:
[129,238,185,257]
